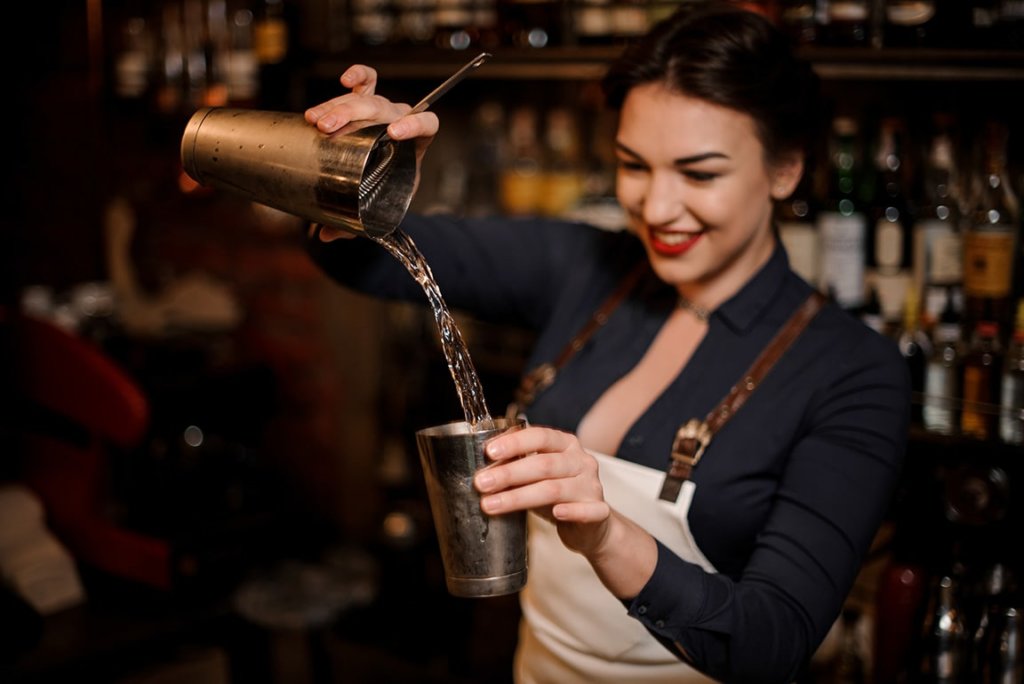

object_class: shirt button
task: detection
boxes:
[626,435,644,447]
[637,605,647,615]
[655,620,665,629]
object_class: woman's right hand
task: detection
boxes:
[304,64,439,242]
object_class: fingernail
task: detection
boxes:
[475,471,494,491]
[486,441,504,458]
[388,122,406,138]
[481,495,501,514]
[319,116,336,130]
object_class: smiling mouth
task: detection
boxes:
[649,228,702,255]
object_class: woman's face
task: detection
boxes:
[615,82,800,304]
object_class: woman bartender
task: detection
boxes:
[304,2,911,682]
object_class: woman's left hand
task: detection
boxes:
[476,426,613,556]
[476,425,659,598]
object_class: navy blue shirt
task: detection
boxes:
[308,214,911,682]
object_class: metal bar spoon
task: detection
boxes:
[360,52,492,199]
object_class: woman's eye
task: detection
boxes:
[684,170,718,182]
[617,160,648,172]
[679,167,720,181]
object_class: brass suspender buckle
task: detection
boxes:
[659,419,712,502]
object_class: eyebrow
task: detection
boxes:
[615,141,730,165]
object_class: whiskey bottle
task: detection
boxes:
[960,320,1003,440]
[962,120,1020,332]
[896,288,932,425]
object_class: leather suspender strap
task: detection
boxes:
[658,291,827,502]
[508,262,648,417]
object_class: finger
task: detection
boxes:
[316,224,357,242]
[485,426,576,463]
[387,110,440,140]
[340,64,378,95]
[307,94,409,134]
[475,449,588,494]
[552,501,611,524]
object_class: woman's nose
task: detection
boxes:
[642,172,684,225]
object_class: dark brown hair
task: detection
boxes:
[602,1,820,167]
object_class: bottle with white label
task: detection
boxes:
[777,174,820,287]
[913,120,963,324]
[923,289,964,435]
[818,116,868,311]
[999,299,1024,444]
[869,116,913,324]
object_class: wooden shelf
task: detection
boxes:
[307,45,1024,82]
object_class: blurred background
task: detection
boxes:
[2,1,1024,683]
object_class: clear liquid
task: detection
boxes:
[374,229,495,431]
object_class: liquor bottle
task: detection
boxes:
[574,0,614,44]
[960,320,1003,440]
[820,0,872,46]
[923,289,964,435]
[971,0,1002,48]
[226,7,260,106]
[499,105,544,215]
[860,285,888,335]
[979,604,1023,683]
[777,173,820,288]
[919,572,970,683]
[252,0,293,107]
[352,0,396,46]
[998,299,1024,444]
[395,0,436,46]
[474,0,502,50]
[113,11,155,101]
[970,563,1012,676]
[154,2,186,116]
[996,0,1024,50]
[434,0,477,50]
[539,107,585,217]
[913,119,963,325]
[818,116,869,312]
[873,551,928,683]
[869,116,914,324]
[464,101,505,217]
[962,120,1020,333]
[608,1,650,42]
[897,288,932,425]
[778,0,820,44]
[498,0,562,48]
[882,0,939,47]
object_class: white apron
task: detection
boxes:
[515,452,720,683]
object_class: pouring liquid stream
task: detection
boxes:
[366,53,497,432]
[373,229,495,432]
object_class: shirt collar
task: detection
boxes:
[713,240,792,334]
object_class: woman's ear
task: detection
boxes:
[770,153,805,201]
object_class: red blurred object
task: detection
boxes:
[4,307,173,590]
[873,559,928,682]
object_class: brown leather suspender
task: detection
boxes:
[658,290,826,501]
[510,270,827,503]
[508,262,648,418]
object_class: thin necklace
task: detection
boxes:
[677,296,712,322]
